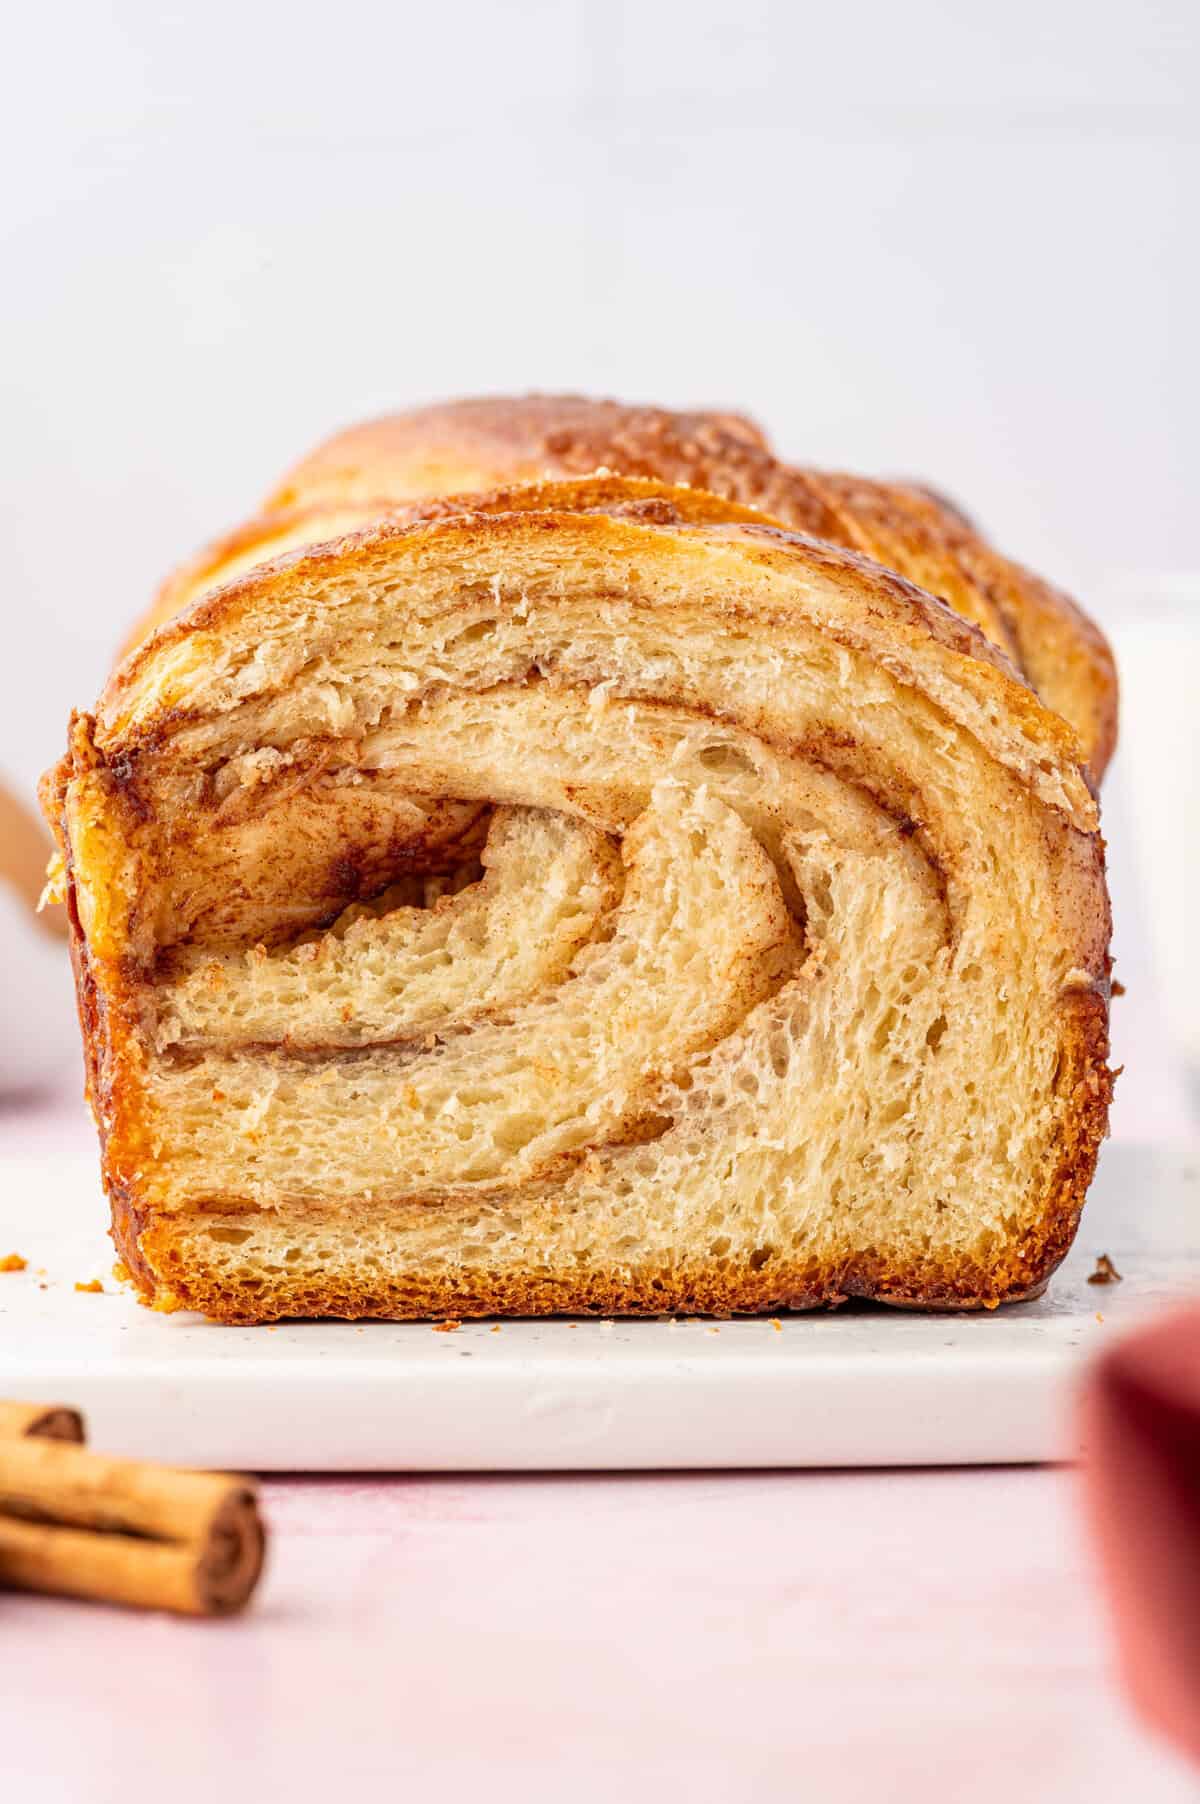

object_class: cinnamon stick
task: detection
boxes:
[0,1400,85,1444]
[0,1415,265,1615]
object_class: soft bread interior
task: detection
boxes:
[150,787,798,1195]
[156,807,622,1051]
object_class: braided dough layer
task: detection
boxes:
[48,478,1112,1321]
[127,395,1117,779]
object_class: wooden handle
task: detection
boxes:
[0,780,67,937]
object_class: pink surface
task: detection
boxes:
[2,1090,1196,1800]
[3,1468,1195,1802]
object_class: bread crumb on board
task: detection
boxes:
[0,1252,28,1273]
[1087,1253,1123,1285]
[432,1319,461,1333]
[74,1279,104,1294]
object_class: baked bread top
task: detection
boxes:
[129,395,1116,778]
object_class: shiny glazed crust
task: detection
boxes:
[47,476,1113,1323]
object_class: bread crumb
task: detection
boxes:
[707,1325,721,1335]
[1095,1312,1105,1324]
[1087,1253,1122,1285]
[490,1323,501,1333]
[74,1279,104,1294]
[112,1260,132,1284]
[0,1252,27,1273]
[770,1318,783,1332]
[433,1319,460,1333]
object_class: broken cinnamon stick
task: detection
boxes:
[0,1418,265,1615]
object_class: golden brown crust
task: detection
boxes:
[246,395,1117,777]
[265,394,773,510]
[133,1225,1079,1324]
[123,395,1116,779]
[120,476,786,660]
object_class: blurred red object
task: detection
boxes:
[1079,1301,1200,1765]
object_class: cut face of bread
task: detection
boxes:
[151,789,798,1197]
[47,478,1113,1322]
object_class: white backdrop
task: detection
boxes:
[3,0,1197,1127]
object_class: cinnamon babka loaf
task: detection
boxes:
[45,439,1114,1323]
[127,396,1118,779]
